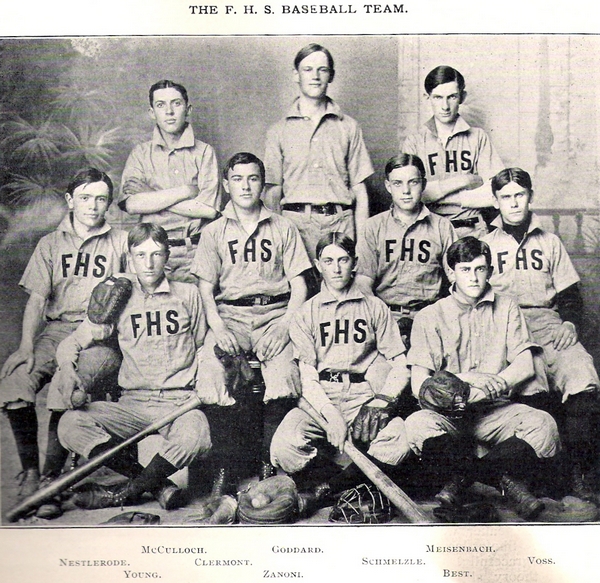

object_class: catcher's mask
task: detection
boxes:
[328,483,394,524]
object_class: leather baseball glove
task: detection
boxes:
[419,371,471,419]
[87,276,132,325]
[237,476,298,524]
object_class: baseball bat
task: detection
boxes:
[298,396,433,524]
[6,394,203,523]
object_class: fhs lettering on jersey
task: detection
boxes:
[319,319,368,347]
[427,150,473,176]
[61,253,107,279]
[385,238,432,263]
[130,310,180,339]
[227,238,273,264]
[496,249,544,274]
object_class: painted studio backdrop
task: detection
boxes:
[0,34,599,517]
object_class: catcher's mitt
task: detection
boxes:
[88,276,132,325]
[419,371,471,419]
[237,476,298,524]
[328,483,394,524]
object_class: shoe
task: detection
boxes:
[500,475,545,520]
[71,482,135,510]
[570,464,597,504]
[259,461,277,481]
[35,475,63,519]
[16,468,40,501]
[211,467,237,498]
[297,482,332,519]
[435,475,466,507]
[155,481,185,511]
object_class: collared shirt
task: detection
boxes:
[357,205,456,306]
[290,281,405,376]
[482,213,580,310]
[20,215,128,323]
[408,286,536,376]
[264,97,374,205]
[403,116,504,220]
[57,275,206,391]
[191,201,311,301]
[119,123,220,236]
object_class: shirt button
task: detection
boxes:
[173,169,179,174]
[313,163,320,168]
[304,116,310,121]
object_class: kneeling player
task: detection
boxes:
[405,237,560,520]
[483,168,600,501]
[270,233,414,516]
[55,223,211,510]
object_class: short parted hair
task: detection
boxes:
[315,232,356,260]
[223,152,266,185]
[491,167,533,196]
[148,80,189,107]
[66,168,114,204]
[447,236,492,270]
[424,66,466,96]
[127,222,170,252]
[384,153,427,181]
[294,43,335,80]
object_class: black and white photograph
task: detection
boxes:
[0,2,600,581]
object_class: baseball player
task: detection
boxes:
[0,168,127,517]
[483,167,600,501]
[192,152,311,492]
[403,66,504,238]
[270,232,413,516]
[119,80,221,283]
[405,236,560,519]
[55,223,211,511]
[356,153,456,349]
[264,43,374,293]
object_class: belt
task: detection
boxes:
[282,203,354,216]
[389,300,434,314]
[319,370,365,383]
[450,217,480,229]
[219,293,291,307]
[168,234,201,247]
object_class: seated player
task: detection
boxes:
[356,153,456,348]
[0,168,127,518]
[55,223,211,510]
[403,66,505,237]
[405,237,560,520]
[483,167,600,501]
[119,80,221,283]
[270,233,414,516]
[192,152,310,491]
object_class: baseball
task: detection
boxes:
[251,493,271,508]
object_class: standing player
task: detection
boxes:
[403,66,504,237]
[55,223,211,510]
[119,80,221,283]
[264,43,374,292]
[405,237,560,519]
[483,167,600,500]
[270,233,413,516]
[356,153,456,348]
[0,168,127,515]
[192,152,311,490]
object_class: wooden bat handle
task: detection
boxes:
[298,397,433,524]
[6,394,203,522]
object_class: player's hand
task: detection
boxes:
[184,185,199,200]
[212,321,241,356]
[321,404,348,452]
[461,372,508,400]
[553,321,578,351]
[0,347,34,379]
[256,321,289,361]
[53,364,85,410]
[461,174,484,190]
[122,177,153,196]
[351,399,391,443]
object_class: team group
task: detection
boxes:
[2,42,599,523]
